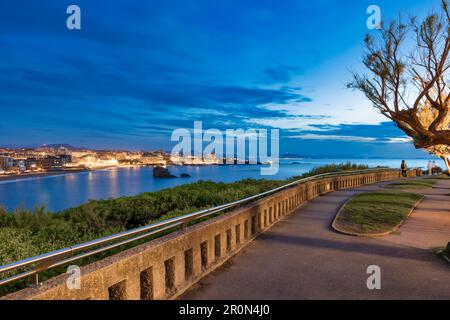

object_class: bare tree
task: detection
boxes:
[348,0,450,172]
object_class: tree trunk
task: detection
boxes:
[442,155,450,174]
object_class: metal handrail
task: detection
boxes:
[0,167,397,287]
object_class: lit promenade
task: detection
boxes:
[182,180,450,300]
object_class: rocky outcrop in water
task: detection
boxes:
[153,166,176,178]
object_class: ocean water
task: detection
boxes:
[0,158,444,212]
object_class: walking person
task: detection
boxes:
[401,160,408,178]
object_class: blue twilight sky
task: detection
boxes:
[0,0,440,157]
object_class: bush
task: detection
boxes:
[434,166,443,174]
[291,162,369,179]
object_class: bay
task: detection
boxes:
[0,158,443,211]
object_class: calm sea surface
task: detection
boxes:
[0,158,444,212]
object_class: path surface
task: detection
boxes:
[182,179,450,300]
[383,179,450,249]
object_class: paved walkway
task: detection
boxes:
[383,179,450,249]
[182,179,450,300]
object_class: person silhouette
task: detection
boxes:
[401,160,408,178]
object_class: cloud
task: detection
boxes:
[283,122,415,144]
[287,134,377,142]
[262,65,302,83]
[0,0,424,155]
[383,137,413,143]
[246,116,332,131]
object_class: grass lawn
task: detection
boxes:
[386,179,436,189]
[334,191,423,235]
[425,174,450,180]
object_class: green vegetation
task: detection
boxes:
[295,163,373,176]
[0,180,284,264]
[425,173,450,180]
[386,179,436,189]
[334,191,422,235]
[0,163,369,295]
[435,247,450,263]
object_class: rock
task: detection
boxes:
[180,173,191,178]
[153,166,176,178]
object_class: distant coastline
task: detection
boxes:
[0,157,440,183]
[0,161,273,183]
[0,169,87,182]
